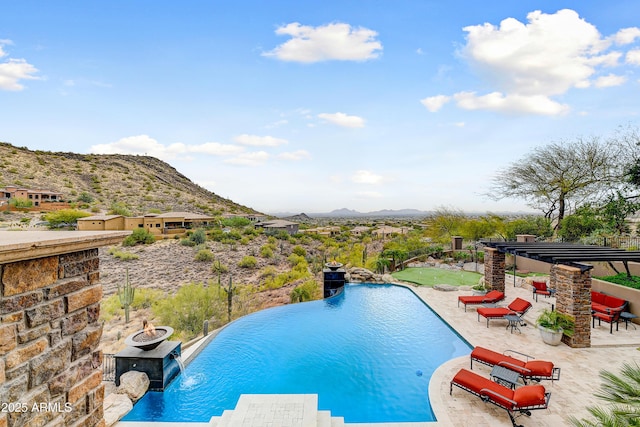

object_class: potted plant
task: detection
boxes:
[471,278,489,295]
[536,309,574,346]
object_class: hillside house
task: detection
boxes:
[255,219,299,235]
[222,213,268,222]
[0,185,64,206]
[77,211,215,234]
[372,225,409,239]
[302,226,341,236]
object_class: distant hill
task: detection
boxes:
[0,142,257,216]
[274,208,434,218]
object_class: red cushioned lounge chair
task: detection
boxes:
[450,368,551,427]
[458,290,505,312]
[470,346,560,383]
[531,281,552,302]
[476,298,532,327]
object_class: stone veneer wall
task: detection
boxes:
[483,248,505,293]
[0,249,105,427]
[552,264,592,348]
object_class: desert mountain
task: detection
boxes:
[0,142,256,216]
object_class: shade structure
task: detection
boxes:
[481,241,640,273]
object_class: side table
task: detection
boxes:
[504,314,524,334]
[620,312,638,330]
[490,365,520,389]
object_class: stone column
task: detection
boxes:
[552,264,591,348]
[0,231,128,427]
[484,247,505,293]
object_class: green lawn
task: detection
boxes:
[391,267,482,287]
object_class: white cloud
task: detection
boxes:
[594,73,627,87]
[224,151,270,166]
[263,22,382,63]
[453,91,569,115]
[351,170,383,184]
[426,9,637,116]
[0,58,39,91]
[611,27,640,45]
[90,135,243,160]
[234,134,288,147]
[277,150,311,161]
[627,49,640,65]
[420,95,450,112]
[0,39,12,58]
[318,112,365,128]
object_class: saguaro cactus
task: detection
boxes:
[118,268,135,323]
[222,275,236,323]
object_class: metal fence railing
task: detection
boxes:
[103,353,115,382]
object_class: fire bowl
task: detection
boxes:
[124,326,174,351]
[324,262,344,271]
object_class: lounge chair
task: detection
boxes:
[450,368,551,427]
[470,346,560,382]
[476,298,532,327]
[531,281,552,302]
[458,290,505,312]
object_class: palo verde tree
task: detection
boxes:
[488,136,624,228]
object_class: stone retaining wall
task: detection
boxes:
[0,231,127,427]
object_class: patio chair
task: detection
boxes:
[458,290,505,312]
[592,304,626,334]
[450,368,551,427]
[476,298,532,327]
[531,281,552,302]
[470,346,561,382]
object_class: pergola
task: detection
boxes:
[482,241,640,276]
[480,240,640,348]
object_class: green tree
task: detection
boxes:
[557,205,605,242]
[77,192,94,203]
[600,192,640,235]
[503,216,553,240]
[570,362,640,427]
[108,202,132,217]
[44,209,91,227]
[425,207,465,243]
[489,136,623,226]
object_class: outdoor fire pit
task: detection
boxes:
[115,322,181,391]
[124,325,174,351]
[325,261,344,271]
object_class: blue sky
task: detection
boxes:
[1,1,639,214]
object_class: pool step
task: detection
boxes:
[208,394,346,427]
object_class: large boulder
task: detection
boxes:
[117,370,150,402]
[103,393,133,427]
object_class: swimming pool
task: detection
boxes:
[123,283,471,423]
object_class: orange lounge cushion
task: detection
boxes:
[459,290,505,305]
[513,384,547,407]
[471,347,526,369]
[477,307,511,319]
[452,369,515,409]
[523,361,554,377]
[508,298,531,313]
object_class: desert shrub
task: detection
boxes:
[108,202,132,217]
[19,217,30,223]
[290,279,321,303]
[195,248,215,262]
[238,256,257,268]
[108,247,139,261]
[43,209,91,227]
[221,216,251,227]
[211,260,229,274]
[77,192,94,203]
[190,229,207,245]
[99,288,163,322]
[180,238,196,246]
[288,254,306,267]
[259,265,278,279]
[153,282,223,340]
[260,245,274,258]
[122,228,156,246]
[292,245,307,257]
[9,197,32,208]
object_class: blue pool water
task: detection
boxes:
[123,283,471,423]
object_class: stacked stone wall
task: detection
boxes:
[0,249,105,427]
[552,264,591,348]
[484,248,505,293]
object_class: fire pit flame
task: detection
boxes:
[124,323,174,351]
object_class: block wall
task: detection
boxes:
[552,264,592,348]
[0,249,105,427]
